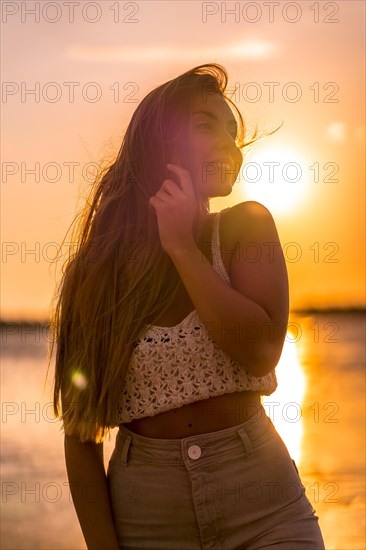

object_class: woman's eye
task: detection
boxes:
[197,123,212,130]
[196,123,237,140]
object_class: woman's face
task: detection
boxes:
[188,93,243,199]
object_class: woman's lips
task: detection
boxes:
[211,161,236,186]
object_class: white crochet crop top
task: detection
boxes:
[117,207,278,424]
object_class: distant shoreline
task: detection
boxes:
[1,307,365,328]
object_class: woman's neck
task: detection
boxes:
[196,199,211,243]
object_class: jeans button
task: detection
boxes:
[187,445,201,460]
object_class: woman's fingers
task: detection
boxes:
[159,178,184,196]
[166,164,195,197]
[149,190,171,206]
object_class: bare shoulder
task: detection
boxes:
[221,201,278,243]
[220,201,289,326]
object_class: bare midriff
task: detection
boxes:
[121,390,263,438]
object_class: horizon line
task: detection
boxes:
[1,306,365,326]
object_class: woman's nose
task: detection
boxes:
[218,129,239,151]
[217,136,242,163]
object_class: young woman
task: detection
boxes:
[48,64,325,549]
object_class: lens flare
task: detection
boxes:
[71,369,88,390]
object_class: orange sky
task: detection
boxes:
[1,1,365,320]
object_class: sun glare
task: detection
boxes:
[240,144,310,215]
[261,330,306,465]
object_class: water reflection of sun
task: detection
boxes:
[261,328,306,465]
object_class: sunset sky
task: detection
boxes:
[1,0,365,320]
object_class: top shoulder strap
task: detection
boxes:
[211,208,231,285]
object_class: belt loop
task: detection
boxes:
[120,434,132,466]
[237,427,254,459]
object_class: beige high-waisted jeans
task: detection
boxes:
[107,404,326,549]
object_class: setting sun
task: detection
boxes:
[240,144,311,215]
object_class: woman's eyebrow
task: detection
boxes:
[192,110,237,129]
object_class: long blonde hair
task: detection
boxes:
[45,63,281,443]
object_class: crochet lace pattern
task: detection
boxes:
[117,207,277,423]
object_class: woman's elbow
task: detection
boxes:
[235,342,283,378]
[255,342,284,377]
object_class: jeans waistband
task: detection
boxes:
[113,403,274,467]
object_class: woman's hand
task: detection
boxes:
[149,163,198,255]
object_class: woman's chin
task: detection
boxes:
[207,186,233,199]
[218,177,235,195]
[221,187,233,197]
